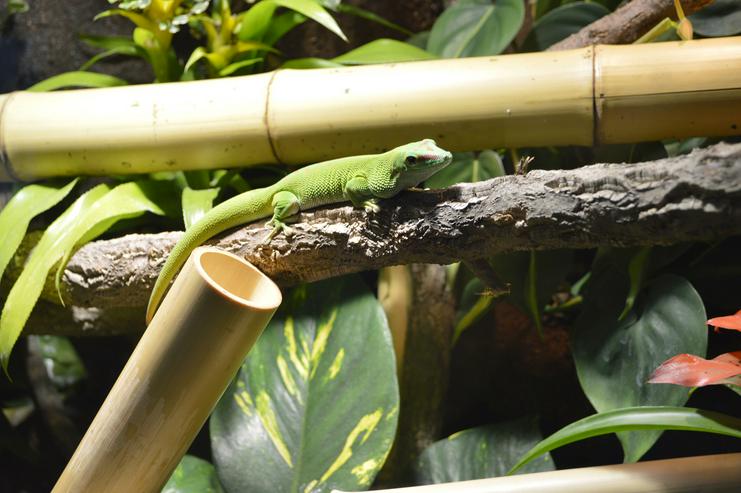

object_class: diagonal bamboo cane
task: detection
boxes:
[1,36,740,182]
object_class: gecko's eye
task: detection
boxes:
[405,155,417,165]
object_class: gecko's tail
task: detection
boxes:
[145,189,273,324]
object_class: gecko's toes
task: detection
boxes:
[364,202,381,214]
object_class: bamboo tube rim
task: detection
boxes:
[195,248,282,311]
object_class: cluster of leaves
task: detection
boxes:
[2,1,741,492]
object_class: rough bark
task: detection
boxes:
[547,0,714,51]
[6,141,741,335]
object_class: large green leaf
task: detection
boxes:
[0,179,78,284]
[509,406,741,474]
[424,150,504,189]
[689,0,741,36]
[211,276,399,493]
[427,0,525,58]
[416,416,554,484]
[523,2,609,52]
[571,273,707,462]
[274,0,347,41]
[27,71,128,91]
[332,39,435,65]
[0,181,173,369]
[163,455,224,493]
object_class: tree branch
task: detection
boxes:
[10,141,741,335]
[547,0,713,51]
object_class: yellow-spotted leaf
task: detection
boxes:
[211,276,399,493]
[163,455,225,493]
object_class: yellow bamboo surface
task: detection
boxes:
[1,36,740,182]
[52,247,282,493]
[341,453,741,493]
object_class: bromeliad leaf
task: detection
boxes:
[509,406,741,474]
[0,179,78,284]
[211,276,399,493]
[163,455,225,493]
[572,273,707,462]
[415,416,554,484]
[427,0,525,58]
[0,181,173,370]
[27,72,128,91]
[182,187,220,230]
[273,0,347,42]
[240,0,346,42]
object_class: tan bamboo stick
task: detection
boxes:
[51,247,282,493]
[341,453,741,493]
[1,37,740,182]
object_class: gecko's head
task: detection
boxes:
[391,138,453,187]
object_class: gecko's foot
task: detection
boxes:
[262,221,294,244]
[363,200,381,214]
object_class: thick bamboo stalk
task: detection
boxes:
[1,37,740,182]
[51,247,282,493]
[341,453,741,493]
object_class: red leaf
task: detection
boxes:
[706,309,741,332]
[648,351,741,387]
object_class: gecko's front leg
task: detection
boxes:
[264,190,300,243]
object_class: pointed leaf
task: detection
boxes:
[282,57,343,69]
[453,277,495,343]
[218,58,263,76]
[163,455,225,493]
[707,310,741,332]
[416,416,554,484]
[95,9,158,31]
[273,0,347,41]
[572,274,707,462]
[0,179,78,284]
[27,71,127,91]
[80,45,142,70]
[649,352,741,387]
[425,150,504,189]
[332,39,435,65]
[237,0,280,41]
[337,4,412,36]
[427,0,525,58]
[0,181,172,368]
[182,187,220,230]
[211,276,399,493]
[263,11,307,45]
[509,406,741,474]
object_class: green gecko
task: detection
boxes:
[146,139,453,323]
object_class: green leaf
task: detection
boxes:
[416,416,554,484]
[133,27,172,82]
[332,39,435,65]
[182,187,219,230]
[523,2,609,52]
[489,250,573,330]
[619,247,651,320]
[163,455,225,493]
[427,0,525,58]
[273,0,347,41]
[572,274,707,462]
[95,9,158,31]
[263,11,307,45]
[406,31,430,49]
[27,71,128,91]
[452,277,495,344]
[237,0,280,41]
[80,46,141,71]
[31,335,87,389]
[337,4,413,36]
[218,58,263,76]
[211,276,399,493]
[0,181,172,369]
[689,0,741,37]
[425,150,504,189]
[79,34,138,51]
[0,179,78,285]
[509,406,741,474]
[282,57,343,69]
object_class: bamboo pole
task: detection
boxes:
[339,453,741,493]
[51,247,282,493]
[1,37,740,182]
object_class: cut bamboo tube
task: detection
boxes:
[342,453,741,493]
[1,36,740,182]
[52,247,282,493]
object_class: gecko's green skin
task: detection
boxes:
[146,139,452,323]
